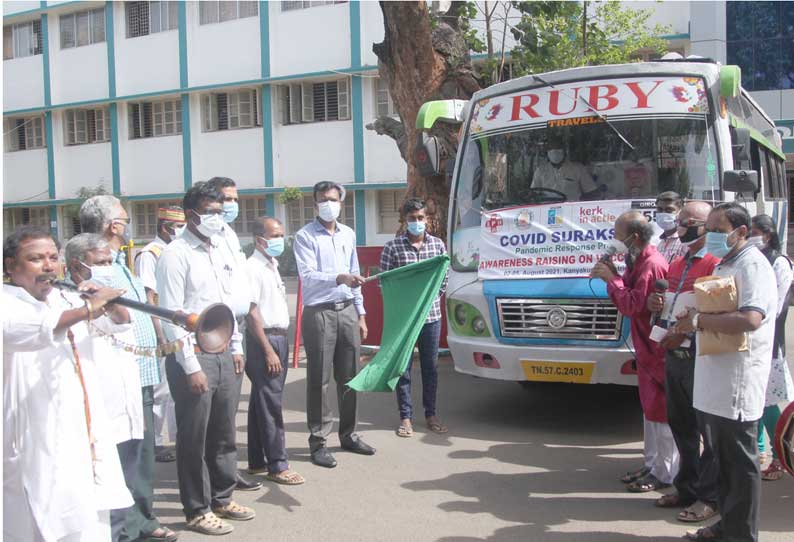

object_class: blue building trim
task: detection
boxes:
[259,2,274,193]
[177,2,192,190]
[105,2,120,195]
[40,10,58,237]
[3,1,85,20]
[349,1,366,244]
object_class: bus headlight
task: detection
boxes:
[447,299,491,337]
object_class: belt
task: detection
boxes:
[308,299,353,312]
[194,345,229,354]
[264,327,288,336]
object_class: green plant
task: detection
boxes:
[278,186,303,205]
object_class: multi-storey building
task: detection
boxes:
[3,1,793,248]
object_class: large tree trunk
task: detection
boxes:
[370,1,480,239]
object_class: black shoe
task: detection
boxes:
[341,439,376,456]
[311,447,337,468]
[235,473,263,491]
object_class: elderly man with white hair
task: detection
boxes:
[79,196,178,542]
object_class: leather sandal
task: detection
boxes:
[678,501,718,523]
[186,512,233,536]
[626,473,671,493]
[620,466,650,484]
[266,469,305,485]
[761,459,786,481]
[684,525,722,541]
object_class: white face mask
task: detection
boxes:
[317,201,341,222]
[81,261,115,287]
[746,236,766,250]
[655,212,677,232]
[547,149,565,165]
[194,212,225,237]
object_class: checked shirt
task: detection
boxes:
[379,232,448,323]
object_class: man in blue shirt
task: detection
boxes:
[293,181,375,468]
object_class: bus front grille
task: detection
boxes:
[496,298,623,340]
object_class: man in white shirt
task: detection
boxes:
[65,233,146,542]
[156,182,255,536]
[3,226,131,542]
[134,206,185,463]
[244,217,305,485]
[673,202,776,542]
[532,137,599,201]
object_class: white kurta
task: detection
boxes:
[3,285,132,542]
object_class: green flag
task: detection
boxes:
[348,254,450,392]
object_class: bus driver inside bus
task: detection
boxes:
[532,134,600,201]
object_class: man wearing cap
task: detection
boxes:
[135,205,185,463]
[294,181,375,468]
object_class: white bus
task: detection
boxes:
[417,59,787,386]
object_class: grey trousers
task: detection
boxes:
[166,352,243,519]
[700,411,760,542]
[302,303,360,453]
[244,331,289,473]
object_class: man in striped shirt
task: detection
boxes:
[379,198,449,438]
[655,191,688,264]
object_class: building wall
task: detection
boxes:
[3,53,45,110]
[3,149,49,202]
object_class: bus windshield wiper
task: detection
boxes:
[532,74,635,151]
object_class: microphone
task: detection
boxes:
[650,278,669,325]
[600,244,618,263]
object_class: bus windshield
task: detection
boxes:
[456,117,719,226]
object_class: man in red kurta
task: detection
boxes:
[591,210,679,493]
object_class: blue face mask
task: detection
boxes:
[261,237,285,258]
[222,201,239,223]
[705,229,737,258]
[406,221,426,236]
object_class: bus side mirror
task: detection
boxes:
[723,170,758,193]
[415,133,441,177]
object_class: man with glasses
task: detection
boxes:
[134,206,185,463]
[79,196,178,542]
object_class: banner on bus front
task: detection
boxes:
[478,200,657,279]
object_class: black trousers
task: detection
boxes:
[166,352,243,519]
[665,351,718,505]
[244,331,289,473]
[699,411,760,542]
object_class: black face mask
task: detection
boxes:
[679,225,704,244]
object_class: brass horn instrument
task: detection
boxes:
[52,280,234,354]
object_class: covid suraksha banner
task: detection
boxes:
[478,200,655,279]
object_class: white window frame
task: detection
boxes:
[4,116,46,152]
[199,1,258,25]
[132,199,180,238]
[129,99,182,140]
[126,1,178,39]
[377,189,403,234]
[230,196,266,235]
[3,206,50,232]
[60,7,106,49]
[374,77,397,118]
[280,79,351,125]
[3,20,43,60]
[64,108,111,146]
[281,1,348,12]
[201,89,261,132]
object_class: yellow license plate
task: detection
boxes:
[521,360,594,384]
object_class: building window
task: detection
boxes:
[374,77,397,118]
[132,200,180,238]
[377,190,403,234]
[61,206,83,239]
[280,79,350,125]
[64,108,111,145]
[3,116,46,152]
[201,89,261,132]
[60,7,106,49]
[726,2,794,91]
[3,206,50,233]
[229,197,266,235]
[128,99,182,139]
[125,1,178,39]
[3,20,43,60]
[199,1,258,24]
[286,193,355,234]
[281,1,347,12]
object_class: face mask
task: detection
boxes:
[81,261,115,287]
[174,224,186,237]
[655,212,677,232]
[679,224,705,244]
[609,238,628,255]
[317,201,341,222]
[261,237,285,258]
[705,229,737,258]
[547,149,565,165]
[222,201,239,223]
[113,222,131,246]
[406,221,426,236]
[194,211,225,238]
[694,246,708,258]
[746,236,766,251]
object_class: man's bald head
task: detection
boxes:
[680,200,711,223]
[614,210,654,249]
[251,217,283,239]
[677,201,711,254]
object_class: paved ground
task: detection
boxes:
[152,293,794,542]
